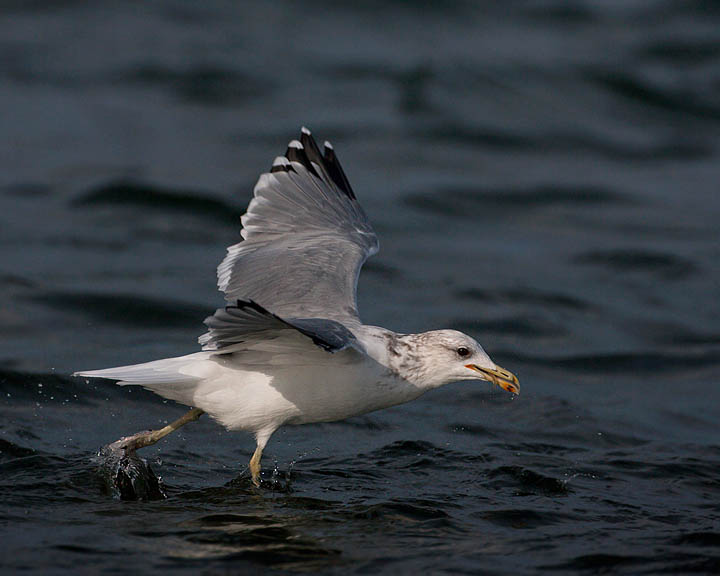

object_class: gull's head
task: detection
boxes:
[400,330,519,394]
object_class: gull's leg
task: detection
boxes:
[249,428,275,487]
[113,408,205,454]
[249,445,263,487]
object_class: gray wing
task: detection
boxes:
[217,128,378,325]
[200,299,363,354]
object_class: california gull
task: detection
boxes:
[75,128,519,486]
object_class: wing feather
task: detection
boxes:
[217,128,378,324]
[200,299,363,354]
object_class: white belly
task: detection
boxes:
[186,352,423,434]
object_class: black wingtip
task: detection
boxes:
[272,128,357,201]
[300,127,326,170]
[270,157,296,174]
[285,140,320,178]
[323,141,356,200]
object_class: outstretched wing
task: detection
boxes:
[217,128,378,325]
[200,299,363,354]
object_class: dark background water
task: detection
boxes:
[2,0,720,573]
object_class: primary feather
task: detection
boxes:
[217,128,378,324]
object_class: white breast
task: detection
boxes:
[188,349,423,433]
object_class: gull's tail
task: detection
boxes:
[73,352,212,405]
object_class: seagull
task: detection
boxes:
[75,128,519,487]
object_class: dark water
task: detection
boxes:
[2,1,720,573]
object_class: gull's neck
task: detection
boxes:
[353,325,429,384]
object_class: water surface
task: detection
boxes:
[1,1,719,573]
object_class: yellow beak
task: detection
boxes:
[465,364,520,395]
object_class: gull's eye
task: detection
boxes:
[456,346,471,358]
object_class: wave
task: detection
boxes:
[29,291,210,329]
[573,249,697,278]
[496,349,720,375]
[456,286,591,311]
[72,180,240,225]
[116,65,270,106]
[404,184,626,219]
